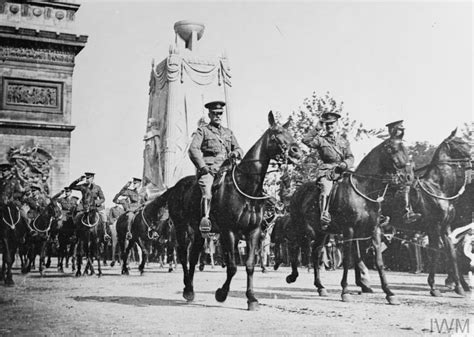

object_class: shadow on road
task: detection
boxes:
[72,295,244,310]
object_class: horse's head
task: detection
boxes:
[358,138,411,183]
[46,199,63,221]
[266,111,302,164]
[433,128,471,164]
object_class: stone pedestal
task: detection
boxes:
[144,21,233,189]
[0,1,88,193]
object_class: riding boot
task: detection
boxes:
[402,186,421,224]
[319,195,331,230]
[199,197,212,233]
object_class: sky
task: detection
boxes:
[69,0,472,206]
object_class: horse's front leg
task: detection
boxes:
[442,232,465,296]
[286,234,300,284]
[39,239,48,276]
[312,234,328,296]
[75,239,83,277]
[136,238,149,275]
[244,228,261,311]
[215,230,237,304]
[427,232,442,297]
[186,231,204,298]
[372,225,397,304]
[354,241,373,293]
[341,228,354,302]
[2,237,14,285]
[175,226,194,301]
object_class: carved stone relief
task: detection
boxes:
[0,46,75,65]
[2,78,63,113]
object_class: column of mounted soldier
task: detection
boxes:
[0,100,471,308]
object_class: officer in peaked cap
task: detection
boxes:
[68,171,109,239]
[188,100,243,234]
[113,176,146,238]
[384,119,421,224]
[302,111,354,230]
[386,120,405,140]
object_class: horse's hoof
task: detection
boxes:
[121,269,129,275]
[286,274,297,284]
[454,286,466,297]
[75,271,81,277]
[341,293,352,302]
[386,295,399,305]
[247,301,259,311]
[318,288,328,297]
[140,270,144,276]
[183,288,195,302]
[199,264,204,272]
[58,267,64,273]
[168,268,173,273]
[110,261,115,267]
[361,286,374,293]
[21,268,28,274]
[97,273,102,278]
[5,278,14,286]
[430,289,442,297]
[273,264,280,271]
[261,268,267,273]
[45,262,51,268]
[215,288,228,302]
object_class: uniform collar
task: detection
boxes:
[208,123,222,130]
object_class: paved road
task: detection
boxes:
[0,261,472,336]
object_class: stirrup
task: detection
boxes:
[320,212,331,230]
[104,234,111,242]
[199,217,212,233]
[126,231,132,240]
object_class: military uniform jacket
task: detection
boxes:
[302,131,354,172]
[113,189,142,212]
[58,196,77,216]
[70,182,105,211]
[188,123,243,172]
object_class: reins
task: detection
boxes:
[349,174,389,204]
[30,215,53,234]
[1,206,20,229]
[231,165,272,200]
[140,203,159,240]
[414,158,471,201]
[81,210,100,228]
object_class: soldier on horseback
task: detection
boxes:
[385,120,421,224]
[23,184,49,224]
[54,187,77,220]
[113,177,146,237]
[302,112,354,229]
[69,172,110,239]
[188,100,243,233]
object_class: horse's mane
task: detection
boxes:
[430,136,470,165]
[355,139,389,174]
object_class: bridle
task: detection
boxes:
[232,129,295,200]
[30,202,62,235]
[139,202,160,240]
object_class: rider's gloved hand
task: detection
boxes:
[200,166,211,175]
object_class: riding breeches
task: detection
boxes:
[318,176,333,197]
[198,173,214,199]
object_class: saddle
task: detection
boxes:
[211,162,233,194]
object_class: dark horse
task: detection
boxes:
[74,187,105,277]
[287,136,412,304]
[408,129,471,297]
[116,198,168,275]
[23,198,62,275]
[0,169,28,285]
[152,112,302,310]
